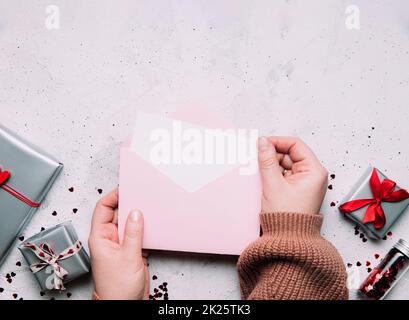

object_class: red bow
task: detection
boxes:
[0,168,40,207]
[340,169,409,229]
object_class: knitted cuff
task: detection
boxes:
[260,212,323,239]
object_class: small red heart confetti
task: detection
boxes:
[152,275,157,280]
[328,185,333,190]
[330,202,336,207]
[16,261,21,267]
[387,231,393,237]
[366,261,371,267]
[356,261,362,267]
[347,263,352,268]
[375,254,380,259]
[11,272,16,277]
[68,187,74,192]
[0,288,4,293]
[367,268,372,273]
[97,189,103,194]
[73,208,78,213]
[52,211,57,216]
[18,236,24,241]
[330,174,336,179]
[40,291,45,296]
[66,292,72,298]
[12,293,18,299]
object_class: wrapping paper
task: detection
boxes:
[0,124,63,266]
[339,167,409,239]
[19,221,90,291]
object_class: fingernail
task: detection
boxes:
[130,210,141,222]
[258,136,269,151]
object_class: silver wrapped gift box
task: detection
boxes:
[0,124,63,266]
[339,167,409,239]
[19,221,90,291]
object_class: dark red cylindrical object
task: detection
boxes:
[360,239,409,300]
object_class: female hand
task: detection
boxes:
[258,136,328,214]
[88,189,149,300]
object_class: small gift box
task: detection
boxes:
[0,124,63,266]
[18,221,90,291]
[339,167,409,239]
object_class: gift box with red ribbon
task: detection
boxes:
[339,167,409,239]
[18,221,90,291]
[0,124,63,266]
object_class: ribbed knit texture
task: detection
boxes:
[237,212,349,300]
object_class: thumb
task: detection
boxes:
[258,136,284,193]
[122,209,144,261]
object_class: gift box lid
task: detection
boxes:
[0,124,63,266]
[18,221,90,291]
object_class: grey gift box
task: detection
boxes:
[0,124,63,266]
[339,167,409,239]
[18,221,90,291]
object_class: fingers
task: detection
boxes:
[122,209,144,262]
[258,137,285,193]
[91,189,119,227]
[268,136,320,166]
[276,153,294,170]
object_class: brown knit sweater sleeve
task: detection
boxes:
[237,212,349,300]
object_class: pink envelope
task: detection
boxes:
[118,109,261,255]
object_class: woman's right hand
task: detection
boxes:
[257,136,328,214]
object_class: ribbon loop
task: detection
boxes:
[340,169,409,230]
[23,240,83,290]
[0,168,41,207]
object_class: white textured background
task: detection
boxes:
[1,0,409,300]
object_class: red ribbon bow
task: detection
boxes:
[23,240,82,290]
[0,168,40,207]
[340,169,409,229]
